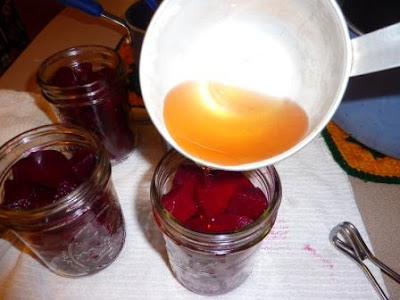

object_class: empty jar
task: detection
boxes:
[37,45,136,164]
[0,124,126,277]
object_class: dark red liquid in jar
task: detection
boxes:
[0,148,125,276]
[50,63,135,162]
[37,46,136,163]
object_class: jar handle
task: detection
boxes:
[350,22,400,76]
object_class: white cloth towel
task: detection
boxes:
[0,90,387,299]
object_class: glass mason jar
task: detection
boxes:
[37,45,136,164]
[151,150,282,295]
[0,124,126,277]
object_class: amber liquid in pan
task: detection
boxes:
[164,81,309,166]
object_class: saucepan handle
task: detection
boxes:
[350,23,400,76]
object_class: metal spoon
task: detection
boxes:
[330,221,400,300]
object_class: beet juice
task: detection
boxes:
[151,150,282,295]
[0,125,125,277]
[37,45,136,164]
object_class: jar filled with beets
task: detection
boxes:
[151,150,282,295]
[0,124,126,277]
[37,45,136,164]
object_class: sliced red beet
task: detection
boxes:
[2,179,37,210]
[69,149,96,182]
[33,186,57,208]
[95,66,115,83]
[195,170,253,216]
[50,66,78,87]
[1,149,97,211]
[73,62,96,85]
[161,164,269,234]
[162,182,198,222]
[212,170,253,188]
[161,164,202,222]
[54,180,79,200]
[2,180,57,210]
[195,181,232,216]
[171,164,203,189]
[12,150,75,188]
[186,214,254,233]
[227,186,268,220]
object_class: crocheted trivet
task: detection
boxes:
[322,122,400,183]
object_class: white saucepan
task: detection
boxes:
[140,0,400,170]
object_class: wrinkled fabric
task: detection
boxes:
[0,90,386,300]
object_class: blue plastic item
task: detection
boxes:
[58,0,103,17]
[144,0,159,11]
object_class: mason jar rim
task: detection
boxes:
[0,124,111,228]
[151,150,282,254]
[36,45,122,92]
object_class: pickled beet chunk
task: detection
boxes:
[161,164,268,233]
[2,149,96,211]
[73,62,96,85]
[2,179,37,210]
[171,164,203,189]
[162,182,198,222]
[227,186,268,220]
[69,149,96,182]
[54,180,79,200]
[49,63,114,87]
[50,66,78,87]
[195,170,253,216]
[186,214,254,233]
[33,186,57,208]
[161,164,203,222]
[212,170,253,187]
[12,150,75,188]
[2,180,56,210]
[195,180,232,216]
[95,66,115,83]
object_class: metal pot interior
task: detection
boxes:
[141,0,352,168]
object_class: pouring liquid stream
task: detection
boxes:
[164,81,309,166]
